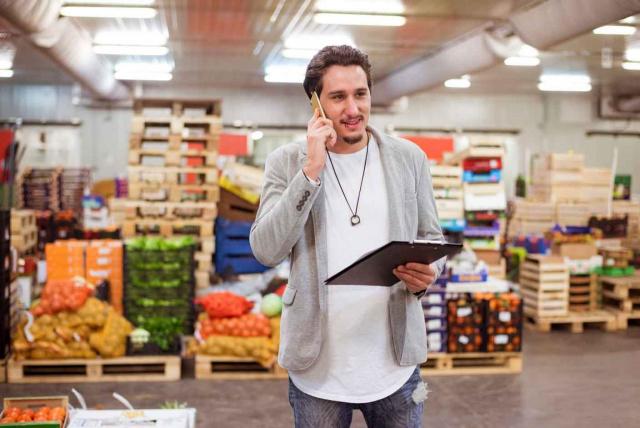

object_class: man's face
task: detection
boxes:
[319,65,371,145]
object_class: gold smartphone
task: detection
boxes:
[310,91,326,118]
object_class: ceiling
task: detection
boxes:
[1,0,639,97]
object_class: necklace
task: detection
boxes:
[326,140,369,226]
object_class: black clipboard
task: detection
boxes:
[325,241,462,287]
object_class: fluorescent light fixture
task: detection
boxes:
[625,48,640,61]
[115,62,174,73]
[622,61,640,70]
[63,0,155,4]
[620,16,638,24]
[504,56,540,66]
[314,13,406,27]
[281,48,316,59]
[315,0,405,14]
[444,76,470,89]
[518,45,539,57]
[593,25,636,35]
[250,130,264,140]
[264,64,306,83]
[284,34,355,50]
[94,31,167,46]
[0,69,13,78]
[114,71,172,81]
[0,59,12,69]
[538,74,591,92]
[60,6,157,19]
[94,45,168,56]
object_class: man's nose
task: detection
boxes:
[345,97,359,115]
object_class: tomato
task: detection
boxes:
[21,409,34,418]
[17,414,33,422]
[0,416,16,423]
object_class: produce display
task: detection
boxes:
[13,297,132,359]
[478,292,523,352]
[30,278,93,316]
[447,294,484,353]
[191,291,282,367]
[0,406,66,425]
[125,237,195,353]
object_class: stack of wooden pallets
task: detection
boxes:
[601,273,640,329]
[10,209,37,254]
[125,99,222,288]
[520,255,569,319]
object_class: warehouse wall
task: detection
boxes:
[1,84,639,195]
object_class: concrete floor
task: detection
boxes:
[1,327,639,427]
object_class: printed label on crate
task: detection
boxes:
[427,294,443,304]
[458,335,470,345]
[494,334,509,345]
[499,311,512,323]
[427,332,443,342]
[457,307,472,317]
[427,319,445,330]
[426,306,443,317]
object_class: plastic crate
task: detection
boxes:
[463,169,502,183]
[215,217,268,275]
[126,336,181,356]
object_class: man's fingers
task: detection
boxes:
[405,263,434,275]
[396,267,432,284]
[393,270,423,292]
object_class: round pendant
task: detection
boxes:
[351,215,361,226]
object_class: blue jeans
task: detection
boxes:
[288,367,425,428]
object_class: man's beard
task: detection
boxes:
[343,134,364,145]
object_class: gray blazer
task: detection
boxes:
[250,126,445,371]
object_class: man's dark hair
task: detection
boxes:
[303,45,372,98]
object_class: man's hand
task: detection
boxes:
[303,109,337,181]
[393,263,436,294]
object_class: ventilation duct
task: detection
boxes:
[510,0,640,49]
[373,0,640,106]
[0,0,130,100]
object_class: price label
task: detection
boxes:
[428,306,443,317]
[494,334,509,345]
[458,335,470,345]
[427,319,443,330]
[427,294,442,304]
[499,311,511,323]
[457,307,472,317]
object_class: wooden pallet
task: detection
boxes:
[131,116,221,136]
[128,182,220,203]
[124,200,217,220]
[133,99,222,117]
[420,352,522,376]
[600,273,640,313]
[129,134,218,152]
[525,310,617,333]
[128,166,218,186]
[129,149,217,168]
[195,355,287,380]
[429,165,463,188]
[11,227,38,253]
[11,209,36,230]
[444,142,505,166]
[195,270,210,289]
[0,357,7,383]
[7,356,181,383]
[195,251,213,272]
[122,218,214,238]
[606,308,640,330]
[520,255,569,317]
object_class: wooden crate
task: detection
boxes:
[444,142,505,165]
[520,255,569,317]
[128,166,218,186]
[218,189,259,222]
[128,182,220,203]
[195,355,287,380]
[130,115,222,137]
[133,99,222,117]
[420,352,522,376]
[122,218,214,238]
[430,165,463,188]
[607,308,640,330]
[10,209,36,230]
[7,356,181,383]
[600,273,640,313]
[129,134,218,152]
[128,149,217,168]
[526,310,617,333]
[512,199,555,222]
[568,274,598,312]
[124,201,217,220]
[11,227,38,253]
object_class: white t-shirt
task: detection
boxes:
[289,137,415,403]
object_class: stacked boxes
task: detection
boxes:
[45,241,86,280]
[481,293,523,352]
[530,153,584,203]
[59,168,92,220]
[447,294,484,353]
[510,199,555,237]
[520,255,569,318]
[581,167,612,203]
[612,201,640,238]
[125,99,222,289]
[429,165,465,235]
[10,210,37,254]
[422,286,447,353]
[86,240,124,314]
[214,217,268,275]
[1,210,11,359]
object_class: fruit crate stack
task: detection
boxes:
[59,168,92,221]
[86,240,124,314]
[125,99,222,289]
[478,293,523,353]
[552,240,600,312]
[124,237,196,353]
[422,286,447,353]
[520,255,569,319]
[447,293,484,353]
[529,153,584,203]
[10,209,37,254]
[457,142,506,279]
[1,210,11,360]
[612,200,640,239]
[509,199,555,238]
[429,165,465,240]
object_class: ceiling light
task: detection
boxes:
[444,76,470,89]
[60,6,157,19]
[114,71,172,81]
[250,130,264,140]
[264,65,306,84]
[284,34,355,50]
[115,62,174,73]
[518,45,539,57]
[593,25,636,35]
[504,56,540,66]
[0,59,12,69]
[622,61,640,70]
[63,0,155,4]
[619,16,638,24]
[0,69,13,78]
[94,31,167,46]
[94,45,168,56]
[314,13,406,27]
[625,48,640,61]
[538,74,591,92]
[315,0,405,14]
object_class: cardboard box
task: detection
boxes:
[552,242,597,260]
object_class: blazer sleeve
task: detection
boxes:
[249,148,321,267]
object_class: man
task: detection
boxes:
[250,45,445,427]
